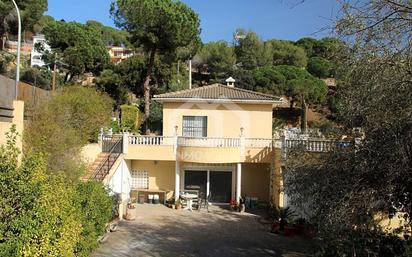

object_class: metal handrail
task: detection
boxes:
[91,137,123,181]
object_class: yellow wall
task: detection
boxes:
[241,163,270,202]
[162,102,273,139]
[0,101,24,162]
[131,160,175,199]
[81,143,102,164]
[126,145,175,161]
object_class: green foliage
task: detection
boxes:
[20,67,52,90]
[234,29,272,70]
[0,0,47,38]
[24,86,113,176]
[42,20,110,77]
[253,66,287,95]
[267,39,308,67]
[0,129,81,257]
[307,57,334,78]
[111,0,201,53]
[197,41,236,79]
[120,104,142,133]
[86,20,130,46]
[74,182,114,257]
[96,69,129,107]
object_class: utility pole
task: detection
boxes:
[11,0,21,100]
[52,53,57,91]
[189,57,192,89]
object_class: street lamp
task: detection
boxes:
[11,0,21,100]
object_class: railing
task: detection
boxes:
[91,137,123,181]
[129,136,174,146]
[285,139,352,152]
[178,137,241,148]
[244,138,273,148]
[102,135,123,152]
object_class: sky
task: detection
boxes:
[46,0,340,42]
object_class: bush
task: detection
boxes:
[314,230,412,257]
[120,104,142,133]
[0,127,116,257]
[75,182,114,257]
[25,86,113,176]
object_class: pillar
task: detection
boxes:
[236,163,242,202]
[175,160,180,200]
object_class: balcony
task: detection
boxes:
[125,135,275,163]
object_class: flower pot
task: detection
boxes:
[284,226,296,237]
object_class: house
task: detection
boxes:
[107,46,134,65]
[30,35,51,67]
[85,77,294,216]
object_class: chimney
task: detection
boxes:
[226,77,236,87]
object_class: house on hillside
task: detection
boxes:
[84,77,285,208]
[107,46,134,65]
[84,78,346,217]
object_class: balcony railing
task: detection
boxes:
[127,135,352,152]
[244,138,273,148]
[285,139,352,152]
[129,135,174,146]
[178,137,241,148]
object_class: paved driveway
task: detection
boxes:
[92,204,313,257]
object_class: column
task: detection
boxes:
[236,163,242,202]
[122,132,129,154]
[175,160,180,200]
[206,170,210,198]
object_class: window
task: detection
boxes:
[131,170,148,189]
[182,116,207,137]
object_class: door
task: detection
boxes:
[210,171,232,203]
[184,170,207,196]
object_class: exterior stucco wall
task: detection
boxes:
[131,160,175,199]
[162,102,273,139]
[0,101,24,162]
[241,163,271,202]
[81,143,102,164]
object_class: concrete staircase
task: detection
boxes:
[83,152,117,181]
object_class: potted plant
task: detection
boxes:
[230,198,237,211]
[175,199,182,210]
[294,218,306,235]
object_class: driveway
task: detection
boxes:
[92,204,313,257]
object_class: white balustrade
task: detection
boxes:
[177,137,241,148]
[244,138,273,148]
[285,139,351,152]
[128,136,174,146]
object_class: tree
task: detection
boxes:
[20,67,52,90]
[0,0,47,49]
[284,0,412,255]
[287,78,327,130]
[295,37,318,57]
[96,69,129,107]
[86,20,130,46]
[267,39,308,67]
[196,41,236,80]
[234,29,272,70]
[111,0,201,133]
[307,57,334,78]
[42,21,110,80]
[24,86,113,176]
[252,66,287,95]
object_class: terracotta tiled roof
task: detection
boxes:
[154,84,282,103]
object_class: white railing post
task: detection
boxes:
[240,127,245,157]
[122,132,128,154]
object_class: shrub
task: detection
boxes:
[24,85,113,176]
[120,104,142,133]
[74,182,114,257]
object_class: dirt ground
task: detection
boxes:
[92,204,314,257]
